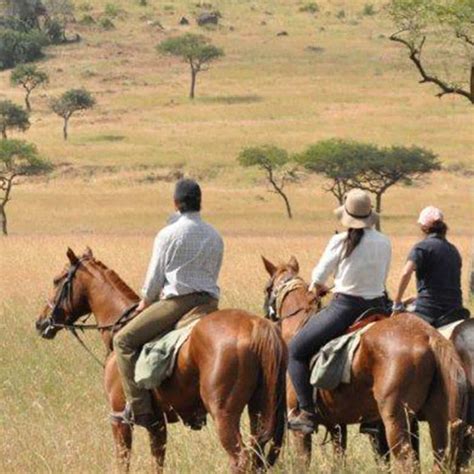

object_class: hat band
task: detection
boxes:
[344,206,372,219]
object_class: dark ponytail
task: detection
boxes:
[343,228,365,259]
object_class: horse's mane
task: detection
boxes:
[91,259,139,300]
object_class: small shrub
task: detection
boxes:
[299,2,319,13]
[336,9,345,19]
[78,3,93,11]
[0,17,31,33]
[81,69,98,78]
[0,29,48,70]
[90,134,125,142]
[139,0,148,5]
[79,14,96,25]
[444,161,474,177]
[163,5,175,12]
[99,17,115,30]
[44,19,66,44]
[362,3,376,16]
[104,3,120,18]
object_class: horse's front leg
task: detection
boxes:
[147,410,167,474]
[110,419,133,472]
[291,430,312,467]
[329,424,347,463]
[105,354,133,472]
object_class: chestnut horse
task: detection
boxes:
[35,248,287,473]
[367,318,474,467]
[262,256,467,471]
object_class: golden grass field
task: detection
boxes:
[0,0,473,472]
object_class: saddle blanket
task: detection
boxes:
[135,320,199,389]
[309,318,466,391]
[310,323,375,390]
[438,320,464,339]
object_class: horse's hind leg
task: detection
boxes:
[200,356,256,473]
[213,409,248,473]
[111,420,133,472]
[421,387,449,471]
[248,408,266,471]
[376,394,418,472]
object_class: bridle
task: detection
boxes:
[265,273,313,322]
[43,258,139,367]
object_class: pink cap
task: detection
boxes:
[417,206,444,227]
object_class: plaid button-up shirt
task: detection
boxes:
[141,212,224,301]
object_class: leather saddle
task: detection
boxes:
[345,307,390,335]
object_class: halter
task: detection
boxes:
[265,274,311,321]
[44,258,139,367]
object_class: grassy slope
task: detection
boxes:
[0,0,472,170]
[0,0,471,237]
[0,0,473,472]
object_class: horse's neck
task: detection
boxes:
[85,269,139,345]
[280,288,312,342]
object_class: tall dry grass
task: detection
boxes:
[0,233,472,472]
[0,0,472,471]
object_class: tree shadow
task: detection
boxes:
[200,94,263,105]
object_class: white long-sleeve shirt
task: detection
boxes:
[311,229,391,299]
[141,212,224,301]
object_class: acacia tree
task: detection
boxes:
[50,88,95,140]
[295,139,440,229]
[0,139,52,235]
[11,64,49,111]
[295,139,378,204]
[237,145,298,219]
[0,100,30,139]
[157,33,224,99]
[357,145,440,215]
[388,0,474,104]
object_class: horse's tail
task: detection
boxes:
[429,334,468,471]
[250,319,288,468]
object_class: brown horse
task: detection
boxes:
[35,248,287,473]
[262,255,467,471]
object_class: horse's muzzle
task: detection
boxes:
[35,318,58,339]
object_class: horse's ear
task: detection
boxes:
[288,255,299,273]
[84,247,93,259]
[66,247,79,265]
[262,256,277,276]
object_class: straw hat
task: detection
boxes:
[334,189,378,229]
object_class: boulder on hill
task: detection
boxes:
[197,11,219,26]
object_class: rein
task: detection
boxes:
[49,303,139,369]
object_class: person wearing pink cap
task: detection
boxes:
[392,206,465,326]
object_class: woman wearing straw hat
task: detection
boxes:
[392,206,465,326]
[288,189,392,433]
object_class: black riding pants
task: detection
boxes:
[288,293,384,411]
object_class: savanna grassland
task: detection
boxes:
[0,0,473,472]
